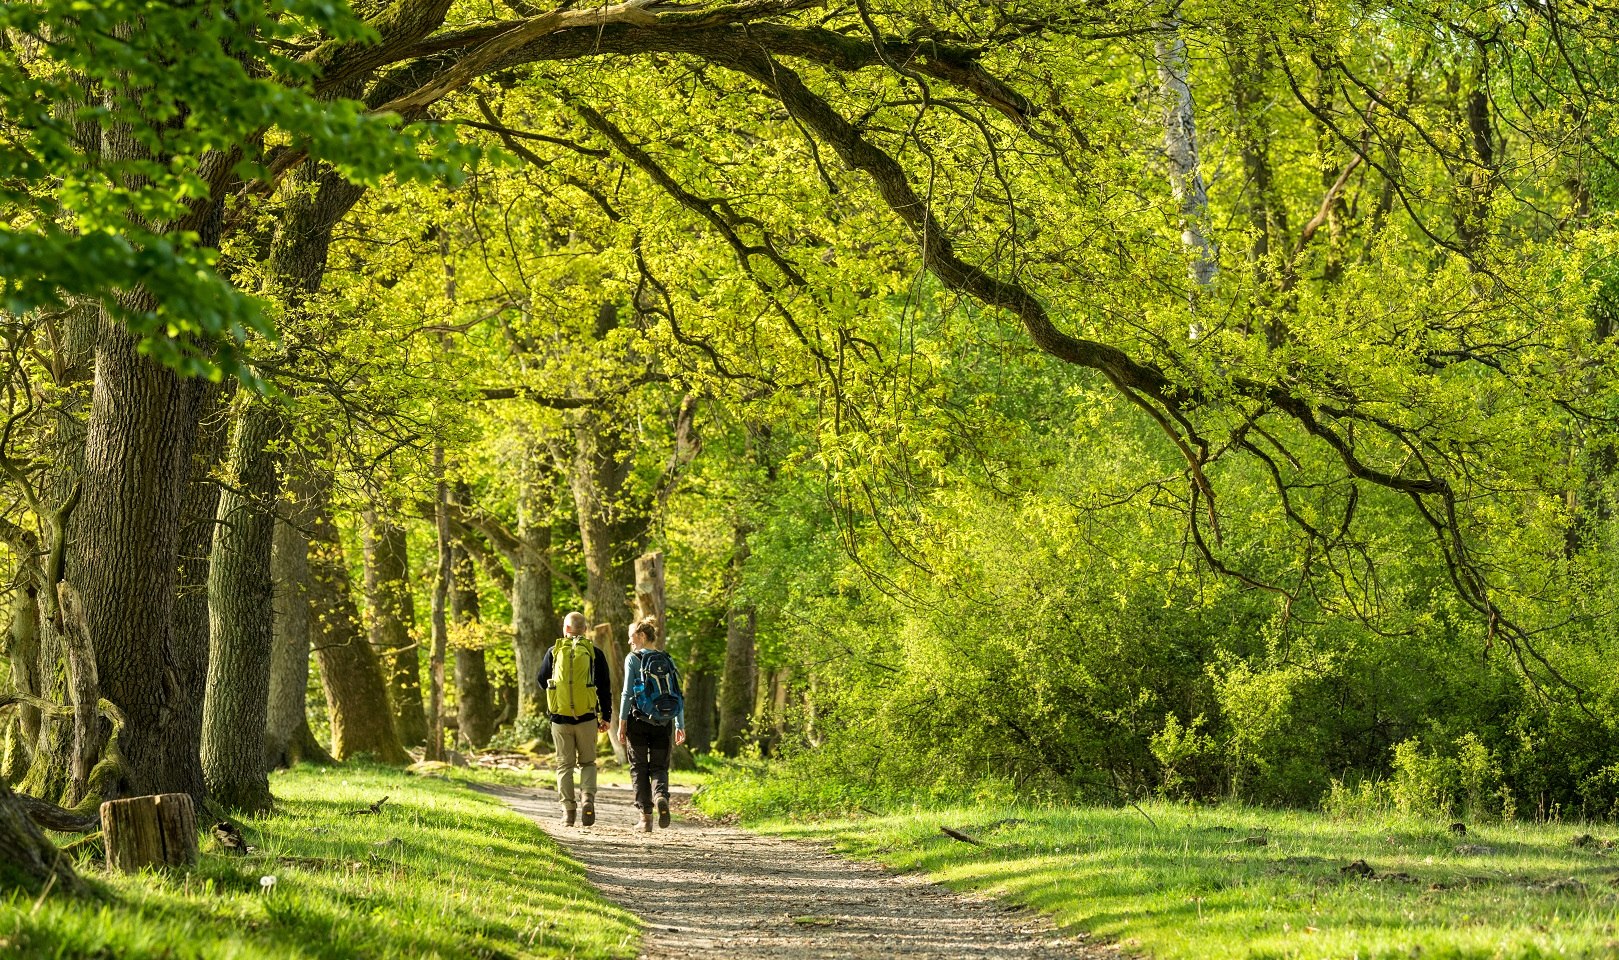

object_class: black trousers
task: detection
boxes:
[626,716,672,811]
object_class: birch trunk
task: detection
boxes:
[1156,23,1217,309]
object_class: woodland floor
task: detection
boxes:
[488,783,1116,960]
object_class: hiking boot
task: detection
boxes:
[657,797,671,829]
[581,797,595,827]
[564,806,577,827]
[641,813,653,833]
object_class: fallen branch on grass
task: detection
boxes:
[941,825,987,847]
[347,796,389,816]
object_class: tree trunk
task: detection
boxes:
[570,403,640,763]
[715,604,757,758]
[684,665,717,754]
[715,520,757,757]
[306,474,409,764]
[8,589,41,762]
[762,667,791,758]
[450,499,498,749]
[0,778,83,895]
[591,623,625,764]
[511,451,558,727]
[446,553,495,747]
[634,551,666,650]
[1156,22,1217,302]
[68,313,208,802]
[427,447,450,761]
[200,401,281,813]
[265,485,333,771]
[364,510,426,746]
[170,380,229,805]
[256,161,370,770]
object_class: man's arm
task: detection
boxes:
[536,648,553,692]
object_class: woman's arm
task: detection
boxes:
[618,652,639,723]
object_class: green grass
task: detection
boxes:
[699,780,1619,960]
[1,764,638,960]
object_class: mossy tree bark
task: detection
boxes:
[364,509,427,746]
[67,309,212,802]
[451,484,498,749]
[511,454,559,727]
[200,401,281,813]
[443,446,559,730]
[715,605,757,758]
[264,477,334,770]
[569,380,643,761]
[715,524,757,758]
[307,473,409,764]
[0,777,83,895]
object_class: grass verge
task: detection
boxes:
[2,764,638,960]
[698,774,1619,960]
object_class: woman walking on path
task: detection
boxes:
[617,618,686,832]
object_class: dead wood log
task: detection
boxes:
[346,796,389,816]
[940,825,986,847]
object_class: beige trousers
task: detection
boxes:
[552,720,599,808]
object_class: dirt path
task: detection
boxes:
[486,783,1110,960]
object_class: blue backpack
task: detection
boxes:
[631,649,683,724]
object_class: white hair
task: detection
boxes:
[563,611,588,635]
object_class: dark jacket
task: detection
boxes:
[535,640,613,724]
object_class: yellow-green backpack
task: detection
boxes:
[545,635,596,717]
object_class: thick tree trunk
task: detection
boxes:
[571,407,640,762]
[0,778,83,895]
[364,510,426,746]
[306,475,409,764]
[715,604,757,758]
[265,487,333,771]
[68,314,208,802]
[200,401,281,813]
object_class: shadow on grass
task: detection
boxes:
[764,802,1619,960]
[3,764,637,960]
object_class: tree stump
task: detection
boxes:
[634,551,666,650]
[100,793,197,872]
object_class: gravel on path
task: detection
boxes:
[485,783,1117,960]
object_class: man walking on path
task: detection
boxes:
[537,611,613,826]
